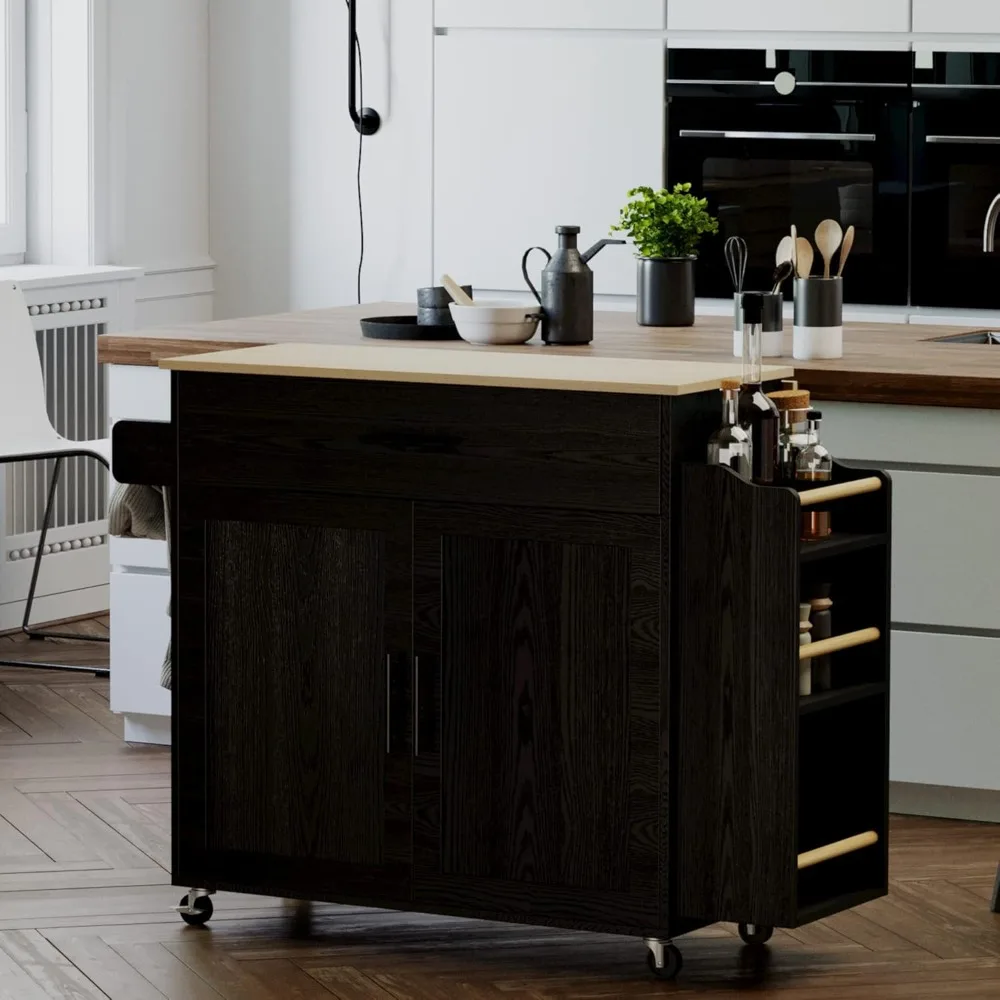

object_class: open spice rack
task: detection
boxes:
[676,459,891,930]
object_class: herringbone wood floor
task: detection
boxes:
[0,621,997,997]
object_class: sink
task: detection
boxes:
[926,330,1000,345]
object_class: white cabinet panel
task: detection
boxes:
[107,364,171,423]
[435,0,665,30]
[435,34,664,296]
[912,1,1000,34]
[109,570,171,718]
[891,470,1000,631]
[891,630,1000,791]
[667,0,910,33]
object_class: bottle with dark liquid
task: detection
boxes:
[796,410,833,540]
[738,292,780,484]
[707,384,752,480]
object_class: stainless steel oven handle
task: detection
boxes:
[925,135,1000,145]
[678,130,876,142]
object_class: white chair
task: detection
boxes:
[0,281,109,675]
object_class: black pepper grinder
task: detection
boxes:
[521,226,625,345]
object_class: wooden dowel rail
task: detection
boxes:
[798,831,879,870]
[797,477,882,507]
[799,627,880,661]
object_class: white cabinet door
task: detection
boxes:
[435,0,665,30]
[435,34,664,296]
[109,570,171,718]
[891,630,1000,791]
[912,1,1000,34]
[668,0,910,32]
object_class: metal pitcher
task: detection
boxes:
[522,226,624,345]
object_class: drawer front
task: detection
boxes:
[109,536,168,572]
[891,630,1000,791]
[891,470,1000,630]
[435,0,664,29]
[176,373,661,513]
[108,364,171,423]
[109,570,171,717]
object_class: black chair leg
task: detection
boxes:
[992,863,1000,914]
[0,455,109,677]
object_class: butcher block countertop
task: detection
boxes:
[160,342,793,397]
[98,302,1000,408]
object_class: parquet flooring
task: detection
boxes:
[0,623,997,997]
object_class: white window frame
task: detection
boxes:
[0,0,26,260]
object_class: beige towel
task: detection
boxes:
[107,483,173,690]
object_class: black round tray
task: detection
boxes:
[361,315,461,341]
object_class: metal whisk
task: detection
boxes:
[724,236,748,296]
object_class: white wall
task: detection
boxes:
[209,0,433,319]
[105,0,213,326]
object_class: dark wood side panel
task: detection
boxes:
[675,464,800,928]
[175,373,660,514]
[111,419,174,485]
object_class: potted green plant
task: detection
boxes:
[611,183,718,327]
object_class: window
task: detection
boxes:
[0,0,25,259]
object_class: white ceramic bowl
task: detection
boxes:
[449,301,540,345]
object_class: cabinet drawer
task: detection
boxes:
[109,571,171,718]
[108,364,171,423]
[177,374,661,513]
[912,0,1000,33]
[435,0,664,29]
[891,630,1000,791]
[891,470,1000,630]
[667,0,909,32]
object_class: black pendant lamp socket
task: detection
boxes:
[348,0,380,135]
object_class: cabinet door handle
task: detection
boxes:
[385,653,392,754]
[413,655,420,757]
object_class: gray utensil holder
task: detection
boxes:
[793,277,843,360]
[733,291,784,357]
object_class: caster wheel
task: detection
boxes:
[179,894,213,926]
[646,943,683,980]
[738,922,773,946]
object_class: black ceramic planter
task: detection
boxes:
[636,256,695,327]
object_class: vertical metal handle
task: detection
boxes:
[413,655,420,757]
[385,653,391,753]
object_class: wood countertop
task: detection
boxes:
[98,302,1000,408]
[160,342,793,396]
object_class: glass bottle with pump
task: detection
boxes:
[707,382,752,480]
[738,292,780,484]
[796,410,833,540]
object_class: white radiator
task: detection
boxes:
[0,276,138,631]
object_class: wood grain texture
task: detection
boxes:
[412,503,661,930]
[176,372,661,514]
[676,465,801,928]
[98,300,1000,408]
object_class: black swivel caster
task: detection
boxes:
[738,922,773,946]
[644,937,683,979]
[176,890,214,926]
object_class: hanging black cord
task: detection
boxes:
[346,0,364,304]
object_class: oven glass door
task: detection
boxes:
[912,94,1000,309]
[668,94,910,305]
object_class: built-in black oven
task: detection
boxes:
[667,50,912,305]
[912,53,1000,309]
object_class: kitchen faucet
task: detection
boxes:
[984,194,1000,252]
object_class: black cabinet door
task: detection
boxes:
[174,488,412,903]
[412,504,662,931]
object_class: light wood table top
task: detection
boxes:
[160,341,793,396]
[98,302,1000,408]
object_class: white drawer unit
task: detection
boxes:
[109,570,170,719]
[912,0,1000,34]
[891,470,1000,631]
[666,0,910,33]
[434,0,665,30]
[891,630,1000,792]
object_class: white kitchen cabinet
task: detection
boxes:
[434,34,664,296]
[891,630,1000,791]
[912,0,1000,34]
[667,0,910,33]
[435,0,665,30]
[891,470,1000,631]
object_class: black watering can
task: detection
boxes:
[522,226,624,345]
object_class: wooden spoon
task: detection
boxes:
[814,219,843,280]
[440,274,476,307]
[795,237,814,279]
[837,225,856,277]
[790,224,798,271]
[775,235,794,267]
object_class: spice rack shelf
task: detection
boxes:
[676,459,891,932]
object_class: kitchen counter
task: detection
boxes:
[99,303,1000,408]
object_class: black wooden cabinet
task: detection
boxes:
[174,488,413,902]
